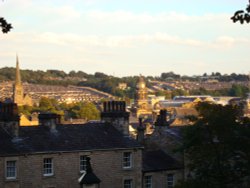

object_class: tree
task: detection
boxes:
[1,1,13,33]
[18,105,33,116]
[0,17,12,33]
[37,97,64,116]
[161,71,181,80]
[171,89,188,98]
[178,102,250,188]
[72,102,100,121]
[229,84,249,97]
[231,0,250,24]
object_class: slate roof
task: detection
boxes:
[0,122,142,156]
[142,150,183,172]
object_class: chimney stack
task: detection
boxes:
[137,118,145,144]
[38,113,61,133]
[0,102,20,138]
[155,109,169,127]
[101,101,129,136]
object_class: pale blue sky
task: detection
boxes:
[0,0,249,77]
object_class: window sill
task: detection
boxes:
[5,178,18,182]
[122,167,133,171]
[43,174,55,178]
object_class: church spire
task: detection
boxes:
[15,54,21,85]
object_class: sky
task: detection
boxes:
[0,0,250,77]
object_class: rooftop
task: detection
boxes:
[142,150,183,172]
[0,122,142,156]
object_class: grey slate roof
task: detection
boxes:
[0,123,142,156]
[142,150,183,172]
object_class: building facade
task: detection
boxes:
[0,122,143,188]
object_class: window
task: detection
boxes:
[43,158,53,176]
[80,155,87,172]
[124,179,133,188]
[123,152,132,168]
[6,160,17,179]
[167,174,174,188]
[145,175,152,188]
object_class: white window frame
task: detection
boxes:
[80,155,87,173]
[167,174,174,188]
[124,179,133,188]
[145,175,152,188]
[43,158,53,176]
[5,160,17,180]
[123,152,132,169]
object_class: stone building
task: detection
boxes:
[13,55,32,106]
[0,109,142,187]
[0,101,184,188]
[142,150,183,188]
[134,76,151,118]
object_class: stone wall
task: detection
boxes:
[0,149,142,188]
[143,169,183,188]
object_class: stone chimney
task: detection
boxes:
[155,109,169,127]
[137,118,145,144]
[0,102,20,138]
[38,113,61,133]
[101,101,129,136]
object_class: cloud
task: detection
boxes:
[41,6,82,20]
[1,0,250,76]
[3,31,250,50]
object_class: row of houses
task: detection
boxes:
[0,101,184,188]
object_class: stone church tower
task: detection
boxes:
[13,55,24,106]
[135,75,151,117]
[13,55,32,106]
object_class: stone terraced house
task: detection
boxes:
[0,101,183,188]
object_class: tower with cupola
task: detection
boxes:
[135,75,151,117]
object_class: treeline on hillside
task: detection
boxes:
[0,67,145,98]
[189,84,249,97]
[153,84,249,99]
[160,71,249,82]
[0,67,249,98]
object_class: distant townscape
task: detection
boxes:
[0,56,250,188]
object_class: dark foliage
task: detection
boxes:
[231,1,250,24]
[0,17,12,33]
[177,103,250,188]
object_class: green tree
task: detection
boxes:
[171,89,188,98]
[72,102,100,121]
[37,97,64,116]
[18,105,33,116]
[178,102,250,188]
[228,84,249,97]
